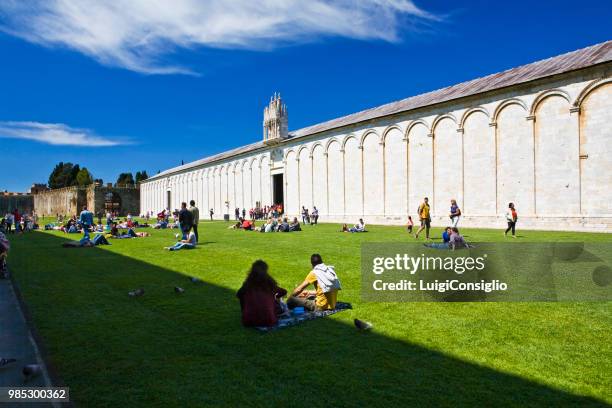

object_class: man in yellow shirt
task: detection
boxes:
[415,197,431,240]
[288,254,341,311]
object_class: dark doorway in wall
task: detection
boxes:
[273,174,284,206]
[166,191,171,210]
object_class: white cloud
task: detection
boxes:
[0,0,436,74]
[0,121,128,146]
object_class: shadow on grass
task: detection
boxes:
[8,231,608,407]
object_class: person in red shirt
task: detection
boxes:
[241,219,253,231]
[236,260,287,327]
[13,209,21,233]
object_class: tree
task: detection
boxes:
[47,162,64,189]
[69,164,81,186]
[48,162,78,189]
[115,173,135,187]
[76,168,93,186]
[94,178,104,185]
[47,162,95,189]
[135,170,149,183]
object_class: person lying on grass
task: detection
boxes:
[229,217,246,229]
[287,254,341,311]
[61,234,111,247]
[165,229,197,251]
[111,228,151,239]
[236,260,288,327]
[242,218,254,231]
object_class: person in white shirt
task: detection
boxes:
[349,219,366,233]
[165,230,197,251]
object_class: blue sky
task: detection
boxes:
[0,0,610,192]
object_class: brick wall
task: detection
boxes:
[33,185,139,217]
[0,195,34,215]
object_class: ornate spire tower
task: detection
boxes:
[263,92,288,145]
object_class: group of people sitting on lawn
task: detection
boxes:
[236,254,341,327]
[60,206,151,248]
[424,226,471,250]
[229,216,302,232]
[341,219,367,233]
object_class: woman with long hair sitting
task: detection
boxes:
[236,260,287,327]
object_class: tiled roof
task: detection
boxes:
[147,40,612,181]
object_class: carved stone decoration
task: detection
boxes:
[263,93,288,145]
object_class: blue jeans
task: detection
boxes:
[93,234,110,245]
[82,225,91,240]
[169,242,195,251]
[425,243,450,249]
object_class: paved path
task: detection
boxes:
[0,275,55,407]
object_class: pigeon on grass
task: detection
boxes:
[354,319,373,331]
[189,277,202,284]
[174,286,185,294]
[22,364,41,382]
[128,288,145,297]
[0,358,17,367]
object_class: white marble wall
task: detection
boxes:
[140,71,612,231]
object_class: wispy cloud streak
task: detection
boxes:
[0,121,128,146]
[0,0,436,74]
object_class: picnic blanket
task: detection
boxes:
[256,302,352,332]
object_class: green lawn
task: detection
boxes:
[7,221,612,407]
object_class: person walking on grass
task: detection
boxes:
[209,208,214,221]
[414,197,431,240]
[189,200,200,243]
[504,202,518,238]
[449,199,461,228]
